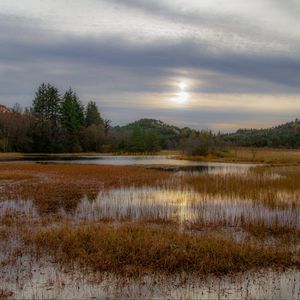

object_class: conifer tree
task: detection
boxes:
[85,101,103,126]
[32,83,62,152]
[61,88,84,151]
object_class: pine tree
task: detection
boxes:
[145,129,160,153]
[61,88,84,152]
[127,126,145,153]
[85,101,103,126]
[31,83,62,152]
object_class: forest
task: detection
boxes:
[0,83,300,154]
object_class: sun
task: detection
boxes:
[172,81,190,104]
[178,82,187,91]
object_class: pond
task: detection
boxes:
[7,154,256,175]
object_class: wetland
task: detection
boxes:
[0,156,300,299]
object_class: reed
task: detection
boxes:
[23,223,298,277]
[184,166,300,209]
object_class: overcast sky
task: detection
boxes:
[1,0,300,131]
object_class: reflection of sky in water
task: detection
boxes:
[0,199,38,218]
[75,187,300,227]
[19,155,255,171]
[0,162,298,228]
[1,186,299,228]
[2,262,300,299]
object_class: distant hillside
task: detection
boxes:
[115,118,300,149]
[122,118,181,135]
[114,118,184,148]
[224,119,300,148]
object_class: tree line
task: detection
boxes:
[1,83,299,154]
[0,84,163,153]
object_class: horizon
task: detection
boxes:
[1,1,300,132]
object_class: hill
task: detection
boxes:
[114,118,206,148]
[223,119,300,148]
[114,118,184,149]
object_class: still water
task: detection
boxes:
[14,154,255,175]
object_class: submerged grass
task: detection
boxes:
[184,166,300,209]
[23,223,299,277]
[242,220,300,240]
[0,163,171,213]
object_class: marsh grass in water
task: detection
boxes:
[22,223,299,276]
[1,162,300,298]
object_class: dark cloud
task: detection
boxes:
[1,16,299,97]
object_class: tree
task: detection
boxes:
[103,119,111,137]
[61,88,84,152]
[0,109,32,152]
[85,101,103,127]
[145,129,160,153]
[12,103,22,113]
[127,126,145,153]
[79,124,105,152]
[31,83,62,152]
[180,130,215,156]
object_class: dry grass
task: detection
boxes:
[0,163,171,213]
[184,166,300,208]
[23,223,298,277]
[179,148,300,164]
[0,172,35,181]
[242,220,300,240]
[1,162,300,281]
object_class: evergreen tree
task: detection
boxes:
[127,126,145,153]
[85,101,103,126]
[61,88,84,151]
[32,83,62,152]
[145,129,160,153]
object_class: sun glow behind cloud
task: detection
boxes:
[170,81,190,104]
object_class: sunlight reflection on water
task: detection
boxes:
[74,187,300,227]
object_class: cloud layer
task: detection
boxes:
[0,0,300,131]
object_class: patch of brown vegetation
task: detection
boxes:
[184,166,300,208]
[242,220,300,240]
[23,223,298,277]
[180,148,300,164]
[0,163,171,213]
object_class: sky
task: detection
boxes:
[0,0,300,132]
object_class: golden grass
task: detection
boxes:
[23,223,298,276]
[242,220,300,240]
[1,162,300,279]
[0,163,171,213]
[184,166,300,208]
[0,172,35,181]
[179,148,300,164]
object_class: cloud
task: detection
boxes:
[0,1,299,131]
